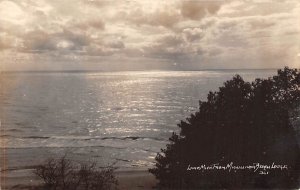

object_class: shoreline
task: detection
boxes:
[2,168,157,190]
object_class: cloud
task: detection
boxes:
[0,38,11,50]
[180,1,222,20]
[20,30,91,53]
[183,27,204,42]
[83,44,117,56]
[1,0,300,70]
[219,0,296,17]
[137,32,204,62]
[159,34,184,47]
[72,19,105,30]
[115,1,222,29]
[107,41,125,49]
[21,30,56,53]
[248,18,276,29]
[121,6,181,28]
[83,0,113,8]
[0,1,26,23]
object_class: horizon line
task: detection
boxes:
[0,68,283,73]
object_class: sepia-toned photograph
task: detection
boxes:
[0,0,299,189]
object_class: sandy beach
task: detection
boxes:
[116,170,157,190]
[2,169,157,190]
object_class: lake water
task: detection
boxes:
[0,70,277,174]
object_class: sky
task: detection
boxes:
[0,0,300,71]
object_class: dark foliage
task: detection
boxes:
[149,67,300,189]
[33,156,118,190]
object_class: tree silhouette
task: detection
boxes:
[149,67,300,189]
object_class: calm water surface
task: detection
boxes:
[0,70,277,172]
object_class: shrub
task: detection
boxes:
[33,156,118,190]
[149,67,300,189]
